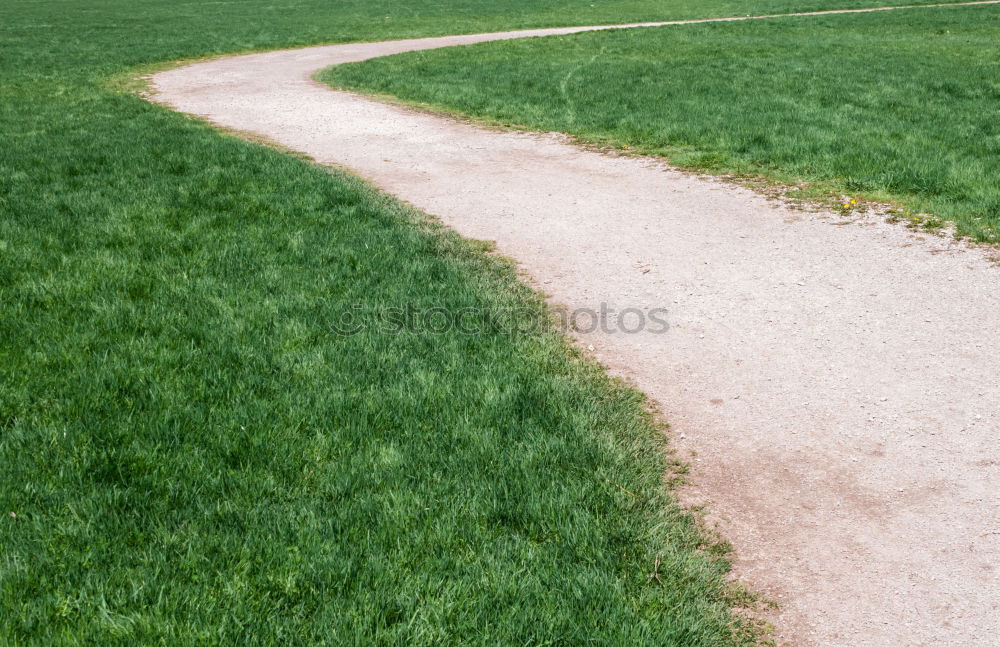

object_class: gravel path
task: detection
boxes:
[150,4,1000,644]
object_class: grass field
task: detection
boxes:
[0,1,725,645]
[323,3,1000,242]
[2,0,976,644]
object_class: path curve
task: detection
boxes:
[150,3,1000,645]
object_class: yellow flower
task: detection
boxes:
[850,199,856,205]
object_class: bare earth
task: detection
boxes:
[150,4,1000,645]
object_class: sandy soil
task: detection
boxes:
[149,4,1000,645]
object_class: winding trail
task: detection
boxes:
[150,3,1000,645]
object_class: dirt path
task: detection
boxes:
[149,3,1000,645]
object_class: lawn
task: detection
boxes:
[1,0,964,644]
[323,2,1000,242]
[1,146,742,645]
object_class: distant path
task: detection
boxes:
[149,2,1000,645]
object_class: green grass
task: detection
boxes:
[323,3,1000,242]
[1,134,742,644]
[0,0,829,644]
[2,0,971,643]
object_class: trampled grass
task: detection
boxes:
[323,3,1000,242]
